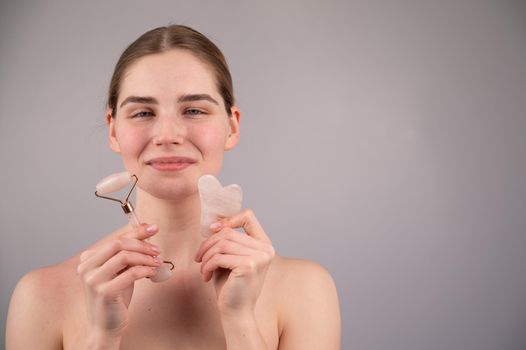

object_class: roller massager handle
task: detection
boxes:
[95,172,174,282]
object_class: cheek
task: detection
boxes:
[190,123,228,155]
[115,127,148,159]
[189,123,228,171]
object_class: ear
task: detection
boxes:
[224,106,241,151]
[106,108,121,153]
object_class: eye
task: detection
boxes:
[184,108,206,117]
[131,111,155,119]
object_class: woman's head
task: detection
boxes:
[105,25,240,200]
[107,25,234,118]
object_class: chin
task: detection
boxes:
[136,173,196,199]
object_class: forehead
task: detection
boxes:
[118,49,219,103]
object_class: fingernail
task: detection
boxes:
[153,256,162,265]
[146,224,158,233]
[150,244,161,254]
[210,222,221,230]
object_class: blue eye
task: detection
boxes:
[184,108,206,117]
[132,111,154,118]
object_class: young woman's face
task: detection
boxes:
[107,49,240,199]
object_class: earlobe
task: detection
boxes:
[106,109,121,153]
[225,106,241,151]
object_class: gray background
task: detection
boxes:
[1,0,525,349]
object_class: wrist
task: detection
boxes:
[220,308,260,334]
[219,306,256,324]
[86,327,122,350]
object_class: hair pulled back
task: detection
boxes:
[107,25,234,117]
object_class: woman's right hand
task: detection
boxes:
[76,223,162,339]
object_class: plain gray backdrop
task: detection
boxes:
[1,0,525,349]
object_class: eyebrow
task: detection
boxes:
[119,96,158,108]
[177,94,219,105]
[119,94,219,108]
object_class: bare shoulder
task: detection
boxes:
[267,256,341,350]
[6,256,80,349]
[7,227,123,314]
[270,255,337,288]
[268,256,339,309]
[11,253,85,307]
[6,226,126,349]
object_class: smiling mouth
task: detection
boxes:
[146,157,197,171]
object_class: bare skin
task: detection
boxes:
[6,49,341,349]
[6,227,340,349]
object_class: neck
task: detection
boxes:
[133,188,203,268]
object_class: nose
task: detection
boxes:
[152,114,186,146]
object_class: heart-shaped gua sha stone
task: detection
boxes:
[198,175,243,237]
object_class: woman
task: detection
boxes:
[6,25,341,349]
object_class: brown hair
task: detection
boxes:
[107,25,234,117]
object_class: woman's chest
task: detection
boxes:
[121,286,227,349]
[63,280,279,349]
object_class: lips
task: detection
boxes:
[146,156,197,171]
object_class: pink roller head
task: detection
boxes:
[95,172,132,195]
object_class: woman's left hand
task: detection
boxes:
[194,209,275,317]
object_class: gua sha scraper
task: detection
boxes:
[95,172,174,282]
[198,175,243,237]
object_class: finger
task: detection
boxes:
[84,250,162,286]
[201,252,272,282]
[95,265,158,296]
[214,209,270,243]
[121,223,159,241]
[79,223,157,263]
[77,236,160,276]
[195,228,269,262]
[80,249,95,263]
[199,239,254,271]
[201,254,246,282]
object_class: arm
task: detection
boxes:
[195,209,275,349]
[74,223,161,349]
[277,260,341,350]
[6,269,63,350]
[221,310,269,349]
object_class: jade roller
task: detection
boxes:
[95,172,174,282]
